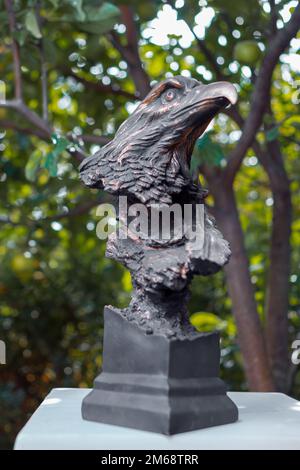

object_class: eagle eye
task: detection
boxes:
[161,88,177,104]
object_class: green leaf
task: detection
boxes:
[51,134,69,155]
[190,312,225,332]
[46,1,120,31]
[25,151,43,182]
[266,126,279,142]
[191,132,224,170]
[43,152,58,177]
[122,271,132,292]
[14,30,28,46]
[196,132,210,150]
[79,2,120,34]
[25,10,42,39]
[48,0,60,7]
[3,161,18,177]
[39,135,70,178]
[84,2,120,22]
[71,0,86,21]
[25,136,69,181]
[43,38,57,63]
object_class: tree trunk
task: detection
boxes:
[206,174,274,391]
[118,5,151,99]
[263,141,292,392]
[127,63,151,99]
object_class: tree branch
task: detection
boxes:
[4,0,22,100]
[44,199,101,221]
[119,4,140,56]
[0,119,49,139]
[224,4,300,185]
[108,5,151,98]
[0,119,111,148]
[186,18,243,128]
[0,100,86,161]
[35,3,48,122]
[269,0,278,37]
[0,99,51,135]
[195,36,224,81]
[60,68,139,100]
[0,199,101,226]
[79,134,111,146]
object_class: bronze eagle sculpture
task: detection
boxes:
[79,75,237,338]
[80,75,239,434]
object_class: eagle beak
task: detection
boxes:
[195,81,238,108]
[208,81,237,106]
[179,81,238,134]
[171,81,238,178]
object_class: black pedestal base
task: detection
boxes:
[82,307,238,435]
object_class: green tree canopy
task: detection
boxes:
[0,0,300,449]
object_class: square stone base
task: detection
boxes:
[81,307,238,434]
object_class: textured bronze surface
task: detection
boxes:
[80,75,237,336]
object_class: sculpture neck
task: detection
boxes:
[124,285,197,338]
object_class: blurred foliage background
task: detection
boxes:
[0,0,300,449]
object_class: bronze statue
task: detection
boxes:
[79,76,239,434]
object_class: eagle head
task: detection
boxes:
[79,75,237,204]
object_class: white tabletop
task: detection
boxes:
[14,388,300,450]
